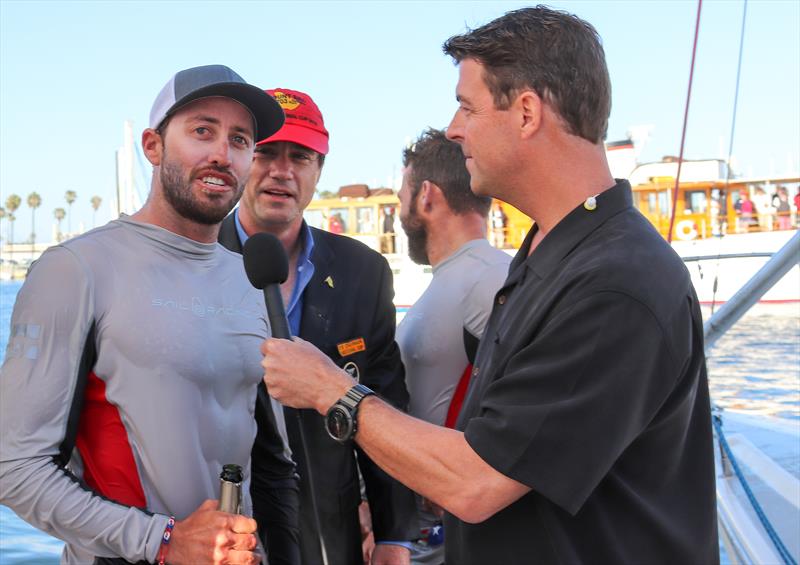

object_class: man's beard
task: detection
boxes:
[160,154,245,225]
[401,202,429,265]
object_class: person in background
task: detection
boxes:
[0,64,298,565]
[735,189,754,233]
[395,128,510,564]
[382,206,397,253]
[753,185,774,231]
[218,88,416,565]
[489,201,508,248]
[794,188,800,227]
[775,186,791,230]
[258,6,719,564]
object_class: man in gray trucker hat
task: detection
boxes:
[0,64,301,565]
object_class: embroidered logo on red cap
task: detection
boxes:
[273,91,301,111]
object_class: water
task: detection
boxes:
[0,280,798,563]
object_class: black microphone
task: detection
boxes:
[241,231,330,565]
[243,233,291,340]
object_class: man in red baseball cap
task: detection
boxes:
[219,89,417,565]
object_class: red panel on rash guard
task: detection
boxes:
[444,364,472,429]
[75,371,146,508]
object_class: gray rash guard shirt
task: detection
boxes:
[0,217,286,563]
[397,239,510,426]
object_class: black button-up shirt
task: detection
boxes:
[446,180,718,565]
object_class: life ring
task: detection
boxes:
[675,220,698,240]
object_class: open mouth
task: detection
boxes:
[263,188,294,200]
[196,171,234,192]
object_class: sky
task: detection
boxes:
[1,0,798,243]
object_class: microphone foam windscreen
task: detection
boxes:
[242,232,289,289]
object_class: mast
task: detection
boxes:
[113,120,141,218]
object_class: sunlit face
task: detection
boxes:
[446,59,515,199]
[398,166,429,265]
[239,141,322,232]
[158,97,255,224]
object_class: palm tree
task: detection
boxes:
[90,195,103,228]
[0,207,5,259]
[5,194,21,246]
[54,207,66,242]
[65,190,77,234]
[27,192,42,256]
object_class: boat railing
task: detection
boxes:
[703,230,800,351]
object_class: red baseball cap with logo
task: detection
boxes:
[258,88,329,155]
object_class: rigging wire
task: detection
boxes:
[667,0,703,244]
[709,0,749,315]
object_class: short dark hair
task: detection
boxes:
[402,128,490,217]
[443,5,611,144]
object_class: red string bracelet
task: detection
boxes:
[157,516,175,565]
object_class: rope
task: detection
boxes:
[713,414,797,564]
[710,0,749,315]
[667,0,703,243]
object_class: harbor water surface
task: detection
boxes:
[1,279,798,563]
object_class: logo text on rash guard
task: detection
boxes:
[150,297,254,318]
[6,324,42,360]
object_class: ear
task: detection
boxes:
[419,180,445,217]
[517,90,543,139]
[141,128,164,166]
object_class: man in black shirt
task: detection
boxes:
[258,6,718,564]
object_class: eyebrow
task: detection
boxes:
[188,114,254,137]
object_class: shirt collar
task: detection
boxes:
[511,179,633,281]
[433,239,491,274]
[233,208,315,263]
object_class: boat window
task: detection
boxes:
[658,191,670,215]
[647,193,658,214]
[356,206,375,234]
[328,207,349,234]
[304,209,326,230]
[685,191,707,214]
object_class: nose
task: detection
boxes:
[445,110,464,144]
[209,137,232,168]
[267,152,293,181]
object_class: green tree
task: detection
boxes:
[90,195,103,228]
[65,190,77,234]
[54,207,66,242]
[27,192,42,255]
[5,194,21,245]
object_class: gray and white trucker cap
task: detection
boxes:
[149,64,284,142]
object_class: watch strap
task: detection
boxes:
[339,383,375,411]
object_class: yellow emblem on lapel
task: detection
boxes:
[324,276,334,288]
[337,337,366,357]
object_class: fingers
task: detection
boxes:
[225,548,261,565]
[229,514,257,535]
[229,532,258,551]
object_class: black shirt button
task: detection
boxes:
[498,295,506,305]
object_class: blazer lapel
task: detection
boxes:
[218,213,243,253]
[299,228,335,343]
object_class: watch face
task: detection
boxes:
[327,406,353,442]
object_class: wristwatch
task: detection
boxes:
[325,383,375,443]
